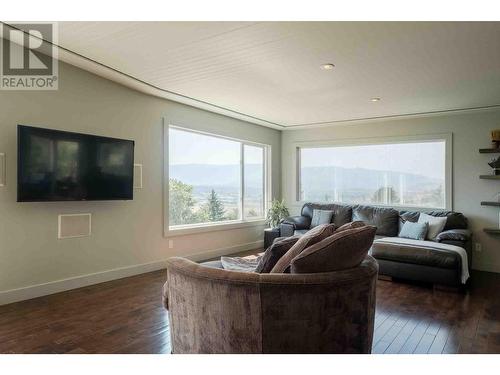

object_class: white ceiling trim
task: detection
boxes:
[283,104,500,130]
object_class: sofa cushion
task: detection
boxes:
[270,223,337,273]
[290,226,377,273]
[398,221,428,240]
[418,213,447,240]
[371,238,460,269]
[399,211,468,232]
[301,203,353,227]
[352,205,399,236]
[256,235,301,273]
[310,209,334,228]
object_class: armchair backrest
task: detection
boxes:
[165,255,378,354]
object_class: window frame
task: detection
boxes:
[163,122,271,237]
[294,133,453,211]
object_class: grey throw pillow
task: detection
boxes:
[398,221,428,241]
[310,209,334,228]
[418,213,447,240]
[255,235,301,273]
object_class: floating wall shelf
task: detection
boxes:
[480,146,500,235]
[479,148,500,154]
[481,201,500,207]
[479,175,500,180]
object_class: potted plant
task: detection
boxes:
[266,199,290,229]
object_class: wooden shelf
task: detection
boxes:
[479,175,500,180]
[479,148,500,154]
[484,228,500,235]
[481,201,500,207]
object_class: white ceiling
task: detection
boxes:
[56,22,500,128]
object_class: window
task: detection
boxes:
[297,138,450,209]
[168,126,269,230]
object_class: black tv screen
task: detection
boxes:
[18,125,134,202]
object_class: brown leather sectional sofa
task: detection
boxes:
[280,203,472,287]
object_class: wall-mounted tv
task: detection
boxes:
[18,125,134,202]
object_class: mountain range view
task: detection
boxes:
[170,163,444,208]
[170,163,443,190]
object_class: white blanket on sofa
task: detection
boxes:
[374,237,470,284]
[220,256,262,272]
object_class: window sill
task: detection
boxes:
[164,219,267,237]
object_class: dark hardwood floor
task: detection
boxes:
[1,268,499,354]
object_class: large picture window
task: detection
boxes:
[168,126,268,230]
[297,138,450,209]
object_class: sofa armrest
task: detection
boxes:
[435,229,472,243]
[282,215,311,230]
[279,222,295,237]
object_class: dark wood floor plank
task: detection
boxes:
[373,317,410,354]
[428,324,452,354]
[398,320,431,354]
[372,338,392,354]
[442,325,461,354]
[373,315,398,345]
[384,319,419,354]
[0,268,499,354]
[414,333,436,354]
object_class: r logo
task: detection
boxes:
[1,22,58,90]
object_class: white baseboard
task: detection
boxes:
[0,240,263,306]
[0,259,168,306]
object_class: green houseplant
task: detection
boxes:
[266,199,290,229]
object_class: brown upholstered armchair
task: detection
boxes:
[164,255,378,354]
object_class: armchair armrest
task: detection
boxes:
[435,229,472,243]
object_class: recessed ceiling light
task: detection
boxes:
[370,97,381,102]
[320,63,335,70]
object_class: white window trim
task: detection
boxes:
[293,133,453,211]
[163,119,272,237]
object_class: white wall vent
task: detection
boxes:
[58,213,92,239]
[134,163,143,189]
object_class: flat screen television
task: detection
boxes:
[18,125,134,202]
